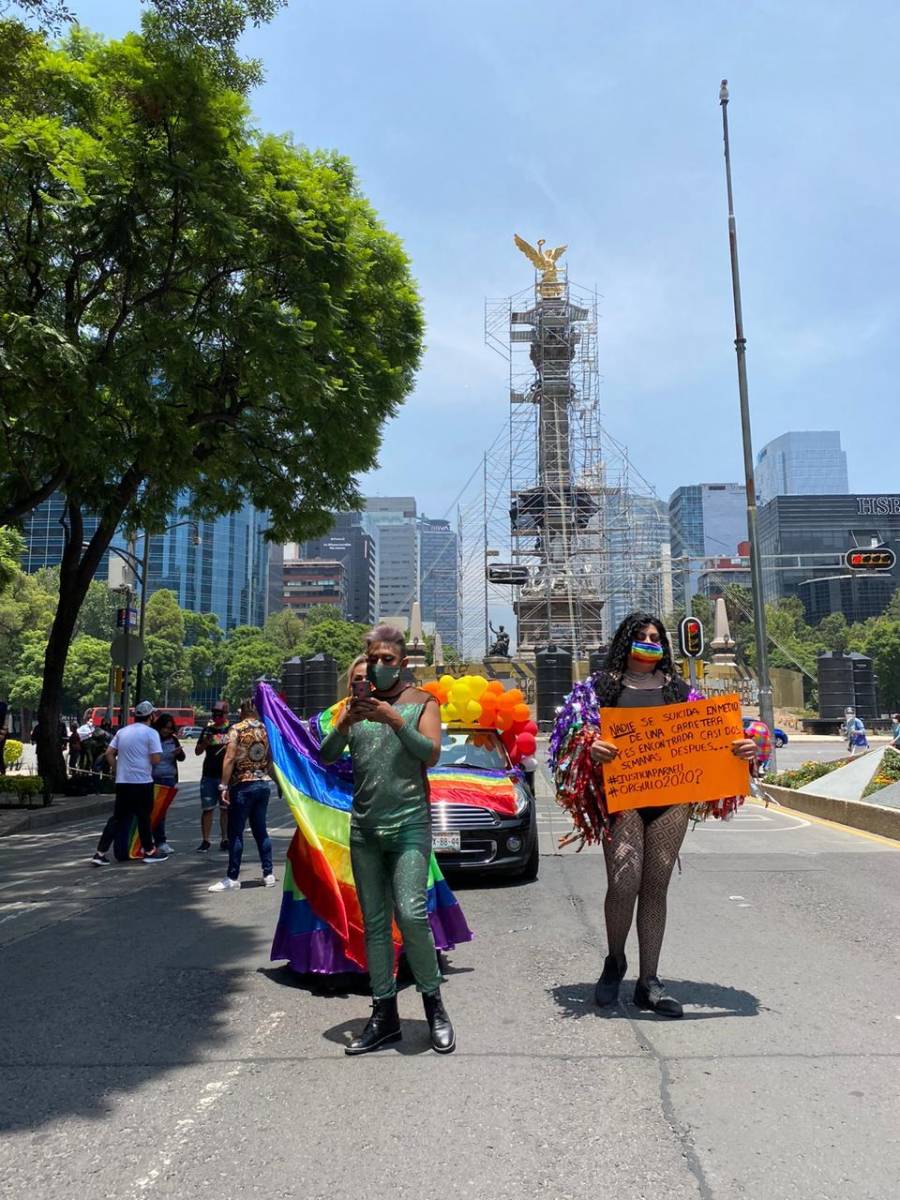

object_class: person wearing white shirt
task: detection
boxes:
[90,701,167,865]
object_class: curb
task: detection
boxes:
[760,782,900,842]
[0,794,113,838]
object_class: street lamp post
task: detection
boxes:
[133,521,201,702]
[719,80,776,754]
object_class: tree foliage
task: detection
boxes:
[0,22,422,783]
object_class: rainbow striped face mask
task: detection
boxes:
[630,640,664,664]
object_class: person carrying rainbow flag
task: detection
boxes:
[256,626,473,1057]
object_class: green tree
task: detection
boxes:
[224,635,283,704]
[816,611,850,654]
[0,526,25,591]
[264,608,306,653]
[62,634,110,710]
[142,633,192,705]
[8,630,47,712]
[74,580,118,641]
[294,616,369,671]
[144,589,186,644]
[0,25,422,784]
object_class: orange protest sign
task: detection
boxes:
[599,694,750,814]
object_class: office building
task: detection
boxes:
[21,493,272,630]
[668,483,747,605]
[419,516,460,652]
[362,497,418,622]
[281,558,346,618]
[296,513,376,625]
[756,431,849,507]
[759,493,900,623]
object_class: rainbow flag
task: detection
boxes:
[256,684,473,976]
[428,765,519,816]
[114,783,177,860]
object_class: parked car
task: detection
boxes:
[428,727,538,881]
[742,717,788,749]
[180,726,203,739]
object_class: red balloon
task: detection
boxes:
[516,732,537,757]
[501,729,517,753]
[524,720,538,736]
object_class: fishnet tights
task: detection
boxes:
[602,805,690,982]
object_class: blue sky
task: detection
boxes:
[74,1,900,524]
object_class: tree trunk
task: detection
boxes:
[35,492,136,793]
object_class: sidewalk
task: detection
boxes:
[0,792,113,839]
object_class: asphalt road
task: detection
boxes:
[1,771,898,1200]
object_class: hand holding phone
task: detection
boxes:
[351,679,372,702]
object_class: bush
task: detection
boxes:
[3,739,23,769]
[0,775,45,805]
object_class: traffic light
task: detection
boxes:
[679,616,704,659]
[845,547,896,571]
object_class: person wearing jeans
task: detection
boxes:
[208,698,275,892]
[91,700,168,865]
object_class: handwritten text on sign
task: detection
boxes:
[599,694,750,813]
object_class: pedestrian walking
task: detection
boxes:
[90,700,168,865]
[208,699,275,892]
[319,625,455,1056]
[150,712,185,854]
[844,708,869,755]
[195,702,232,853]
[67,722,81,775]
[550,612,758,1018]
[891,713,900,750]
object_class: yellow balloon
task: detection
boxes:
[470,676,488,698]
[440,674,455,691]
[466,700,482,721]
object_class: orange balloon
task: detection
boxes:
[485,680,505,696]
[513,703,530,722]
[505,688,524,706]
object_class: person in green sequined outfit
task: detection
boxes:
[320,626,456,1056]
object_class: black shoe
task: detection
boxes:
[634,977,683,1018]
[195,841,211,853]
[345,997,402,1056]
[423,988,456,1054]
[594,953,627,1006]
[90,852,110,867]
[219,838,229,852]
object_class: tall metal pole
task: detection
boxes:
[719,80,776,751]
[483,453,489,655]
[134,531,150,702]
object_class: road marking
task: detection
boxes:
[129,1009,285,1195]
[748,800,900,848]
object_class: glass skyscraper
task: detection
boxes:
[21,493,272,631]
[755,431,849,506]
[418,516,460,652]
[669,483,747,605]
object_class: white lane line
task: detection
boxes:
[129,1009,285,1195]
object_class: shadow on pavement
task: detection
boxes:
[550,978,762,1022]
[0,856,266,1133]
[259,950,472,998]
[321,1016,434,1057]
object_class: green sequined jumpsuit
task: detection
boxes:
[320,703,442,1000]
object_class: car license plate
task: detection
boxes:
[433,832,461,852]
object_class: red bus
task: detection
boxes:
[83,706,196,730]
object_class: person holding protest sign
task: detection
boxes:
[550,611,758,1018]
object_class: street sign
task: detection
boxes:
[845,547,896,571]
[110,632,145,667]
[116,607,138,629]
[678,616,704,659]
[487,563,530,585]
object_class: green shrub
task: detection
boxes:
[0,775,45,804]
[3,739,23,768]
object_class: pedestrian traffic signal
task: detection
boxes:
[679,616,704,659]
[845,547,896,571]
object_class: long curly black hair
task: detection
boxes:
[593,610,686,707]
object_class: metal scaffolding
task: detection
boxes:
[480,250,670,656]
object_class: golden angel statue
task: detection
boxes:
[513,235,568,296]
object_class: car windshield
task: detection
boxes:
[438,730,508,771]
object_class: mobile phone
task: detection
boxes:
[351,679,372,702]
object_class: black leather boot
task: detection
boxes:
[345,997,402,1056]
[633,977,683,1018]
[594,953,627,1007]
[423,988,456,1054]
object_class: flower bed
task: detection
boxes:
[767,758,850,791]
[862,748,900,798]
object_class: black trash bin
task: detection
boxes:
[535,644,573,731]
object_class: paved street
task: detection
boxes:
[1,770,899,1200]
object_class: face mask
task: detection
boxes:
[631,640,664,664]
[368,661,401,691]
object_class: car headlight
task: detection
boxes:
[513,785,529,816]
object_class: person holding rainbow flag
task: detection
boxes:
[256,628,473,1057]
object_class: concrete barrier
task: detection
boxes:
[760,782,900,841]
